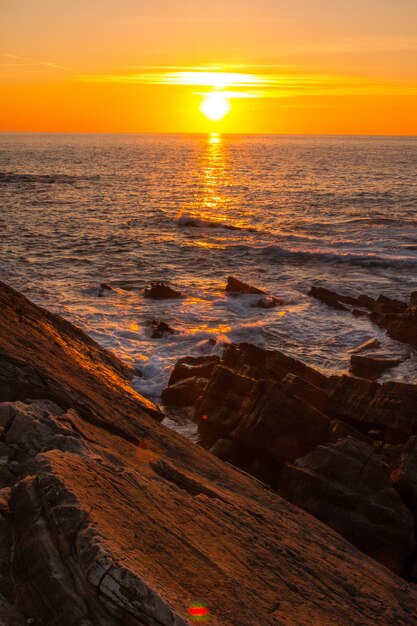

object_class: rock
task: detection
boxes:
[97,283,113,297]
[410,291,417,307]
[308,286,353,311]
[226,276,266,295]
[309,285,417,349]
[147,319,175,338]
[256,295,283,309]
[349,337,381,354]
[161,377,208,407]
[143,282,183,299]
[196,365,330,467]
[350,354,402,379]
[0,283,416,623]
[326,375,417,444]
[167,355,220,386]
[279,438,416,575]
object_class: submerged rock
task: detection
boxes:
[147,319,176,338]
[143,282,183,299]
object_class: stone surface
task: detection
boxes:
[350,354,402,379]
[167,355,220,387]
[147,320,176,338]
[143,282,183,299]
[2,281,417,624]
[226,276,266,295]
[279,437,416,575]
[309,285,417,348]
[161,376,208,407]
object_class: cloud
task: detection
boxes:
[0,54,73,72]
[75,66,417,98]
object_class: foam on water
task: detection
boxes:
[1,132,417,405]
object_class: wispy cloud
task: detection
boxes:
[0,54,73,72]
[76,67,417,98]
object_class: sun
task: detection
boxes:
[200,93,231,121]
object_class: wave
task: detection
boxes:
[0,172,99,185]
[255,244,417,269]
[175,212,256,232]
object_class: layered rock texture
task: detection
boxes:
[190,341,417,578]
[2,281,417,624]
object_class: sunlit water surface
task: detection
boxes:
[1,133,417,412]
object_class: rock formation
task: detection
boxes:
[309,286,417,348]
[191,340,417,578]
[2,281,417,624]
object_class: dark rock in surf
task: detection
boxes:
[226,276,266,295]
[147,320,176,338]
[350,354,402,379]
[97,283,113,297]
[143,282,183,300]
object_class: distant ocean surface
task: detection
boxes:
[1,133,417,406]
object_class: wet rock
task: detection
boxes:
[161,376,208,407]
[309,285,417,348]
[279,437,416,575]
[226,276,266,295]
[350,354,402,379]
[168,355,220,386]
[147,319,175,338]
[143,282,183,299]
[97,283,113,297]
[255,295,284,309]
[349,338,381,354]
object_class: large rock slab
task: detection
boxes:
[279,437,416,575]
[1,282,417,624]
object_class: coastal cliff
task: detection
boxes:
[1,281,417,625]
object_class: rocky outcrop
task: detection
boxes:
[226,276,283,307]
[279,437,415,576]
[4,283,417,623]
[143,282,183,299]
[226,276,266,295]
[191,341,417,575]
[309,286,417,348]
[350,354,401,379]
[147,319,176,338]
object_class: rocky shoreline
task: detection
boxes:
[1,280,417,624]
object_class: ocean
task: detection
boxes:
[1,132,417,417]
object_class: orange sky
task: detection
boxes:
[1,0,417,134]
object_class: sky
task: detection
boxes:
[1,0,417,134]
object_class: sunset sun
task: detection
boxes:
[200,93,231,121]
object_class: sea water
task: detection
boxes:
[1,133,417,409]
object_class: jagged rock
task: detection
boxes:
[226,276,266,295]
[147,320,175,338]
[349,337,381,354]
[2,282,417,624]
[196,365,330,466]
[143,282,183,299]
[279,438,416,575]
[167,355,220,386]
[350,354,402,379]
[97,283,113,297]
[161,377,208,407]
[309,285,417,348]
[326,375,417,443]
